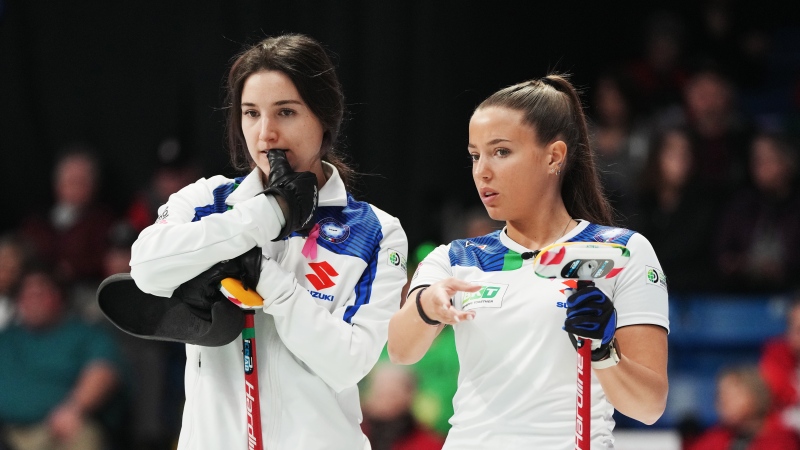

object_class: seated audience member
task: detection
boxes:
[624,11,688,115]
[376,325,460,437]
[0,235,29,330]
[18,145,115,290]
[688,365,800,450]
[125,138,200,232]
[714,132,800,293]
[0,268,122,450]
[462,207,504,238]
[761,299,800,432]
[102,220,182,450]
[102,221,137,279]
[588,70,652,223]
[680,69,753,192]
[632,126,721,293]
[362,363,444,450]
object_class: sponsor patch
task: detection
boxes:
[594,227,626,242]
[243,340,254,374]
[156,207,169,224]
[461,282,508,311]
[306,261,338,290]
[387,249,407,273]
[318,217,350,244]
[464,241,487,250]
[308,290,335,301]
[645,266,668,291]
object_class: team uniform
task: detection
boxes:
[130,163,408,450]
[411,221,669,450]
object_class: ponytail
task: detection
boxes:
[478,74,614,225]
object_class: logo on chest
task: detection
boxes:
[306,261,339,290]
[461,283,509,311]
[318,218,350,244]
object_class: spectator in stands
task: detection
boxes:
[18,145,116,294]
[678,69,753,191]
[361,363,444,450]
[0,235,29,330]
[375,321,459,437]
[463,206,503,238]
[714,132,800,293]
[760,298,800,434]
[688,365,799,450]
[632,126,721,293]
[101,220,182,450]
[102,221,137,279]
[691,0,770,89]
[589,70,653,224]
[125,138,200,232]
[624,11,689,115]
[0,267,122,450]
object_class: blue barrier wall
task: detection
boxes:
[616,293,791,429]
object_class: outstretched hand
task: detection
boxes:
[416,278,479,325]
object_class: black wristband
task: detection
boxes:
[414,285,440,326]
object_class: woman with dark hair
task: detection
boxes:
[587,70,651,224]
[388,75,669,449]
[631,126,722,293]
[714,132,800,293]
[128,34,408,450]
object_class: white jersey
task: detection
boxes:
[130,163,408,450]
[411,221,669,450]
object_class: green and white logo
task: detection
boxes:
[645,266,668,290]
[387,249,407,273]
[461,282,508,310]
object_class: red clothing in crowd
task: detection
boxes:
[388,430,444,450]
[362,414,443,450]
[760,338,799,412]
[687,418,800,450]
[19,205,115,284]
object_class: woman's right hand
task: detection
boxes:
[417,278,480,325]
[261,149,318,240]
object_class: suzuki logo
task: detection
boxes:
[306,261,339,290]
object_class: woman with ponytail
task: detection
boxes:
[388,75,669,449]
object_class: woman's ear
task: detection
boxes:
[547,140,568,174]
[320,131,332,157]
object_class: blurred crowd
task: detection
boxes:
[0,4,799,450]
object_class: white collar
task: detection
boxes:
[227,161,348,207]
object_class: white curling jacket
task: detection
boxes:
[130,163,408,450]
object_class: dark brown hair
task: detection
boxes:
[477,74,613,225]
[224,34,354,188]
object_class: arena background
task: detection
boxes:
[2,0,800,448]
[1,0,794,246]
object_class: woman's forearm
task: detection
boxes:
[595,325,669,425]
[387,290,442,365]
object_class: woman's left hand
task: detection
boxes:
[563,282,617,360]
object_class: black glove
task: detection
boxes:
[174,246,263,321]
[261,150,318,241]
[564,281,617,361]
